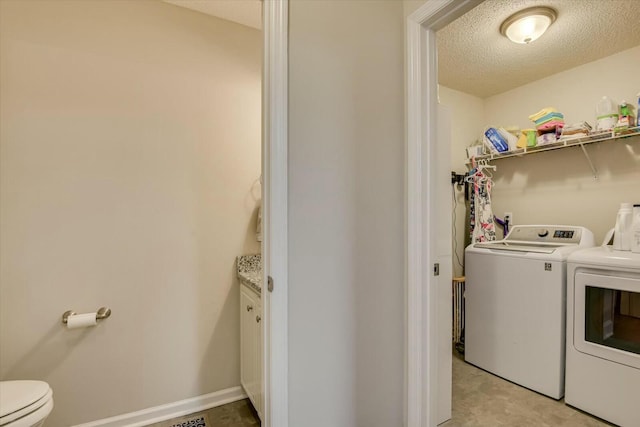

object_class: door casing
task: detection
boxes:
[262,1,288,427]
[405,1,480,426]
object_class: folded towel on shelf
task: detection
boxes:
[534,112,565,126]
[537,120,565,132]
[561,122,592,139]
[563,121,592,132]
[528,107,558,122]
[537,132,558,146]
[560,130,589,139]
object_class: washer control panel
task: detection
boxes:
[507,225,583,244]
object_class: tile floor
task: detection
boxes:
[147,399,260,427]
[150,352,614,427]
[441,350,614,427]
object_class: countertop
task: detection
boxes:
[237,254,262,295]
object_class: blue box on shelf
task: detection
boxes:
[484,127,509,152]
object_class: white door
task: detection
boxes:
[436,105,453,424]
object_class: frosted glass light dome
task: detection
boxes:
[500,7,557,44]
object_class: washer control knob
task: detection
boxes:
[538,229,549,237]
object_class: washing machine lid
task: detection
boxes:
[0,381,51,421]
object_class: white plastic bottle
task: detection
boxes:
[637,93,640,127]
[632,204,640,254]
[595,96,618,131]
[613,203,633,251]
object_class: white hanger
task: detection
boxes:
[466,161,496,181]
[478,165,495,178]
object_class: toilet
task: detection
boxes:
[0,381,53,427]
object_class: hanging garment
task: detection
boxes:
[470,171,497,243]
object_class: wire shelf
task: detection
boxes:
[466,126,640,179]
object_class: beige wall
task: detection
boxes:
[484,45,640,245]
[288,1,405,425]
[438,86,485,277]
[0,1,261,426]
[443,46,640,268]
[403,0,426,17]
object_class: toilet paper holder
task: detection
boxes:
[62,307,112,324]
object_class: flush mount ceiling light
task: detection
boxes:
[500,6,557,44]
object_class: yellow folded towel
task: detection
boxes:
[528,107,558,122]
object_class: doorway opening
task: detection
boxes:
[407,1,640,426]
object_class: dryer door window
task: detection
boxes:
[575,272,640,369]
[584,286,640,355]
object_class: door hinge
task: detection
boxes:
[267,275,274,292]
[434,263,440,276]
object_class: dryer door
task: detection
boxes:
[574,272,640,369]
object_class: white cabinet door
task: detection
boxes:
[255,301,263,420]
[240,287,258,405]
[241,285,263,420]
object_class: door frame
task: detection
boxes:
[405,1,478,426]
[262,1,288,427]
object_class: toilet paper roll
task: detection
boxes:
[66,313,98,329]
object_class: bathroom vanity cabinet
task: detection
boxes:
[240,284,262,419]
[237,254,263,421]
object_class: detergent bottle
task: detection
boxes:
[595,96,618,131]
[613,203,633,251]
[637,92,640,127]
[632,204,640,253]
[615,101,634,132]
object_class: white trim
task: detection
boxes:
[405,11,423,427]
[405,1,479,427]
[262,1,288,427]
[72,387,246,427]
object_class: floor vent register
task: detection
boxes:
[166,413,210,427]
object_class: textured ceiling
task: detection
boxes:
[163,0,261,29]
[437,0,640,98]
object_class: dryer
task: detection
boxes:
[465,225,594,399]
[565,246,640,427]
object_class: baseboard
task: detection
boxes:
[73,386,247,427]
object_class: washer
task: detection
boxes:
[465,225,594,399]
[565,246,640,427]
